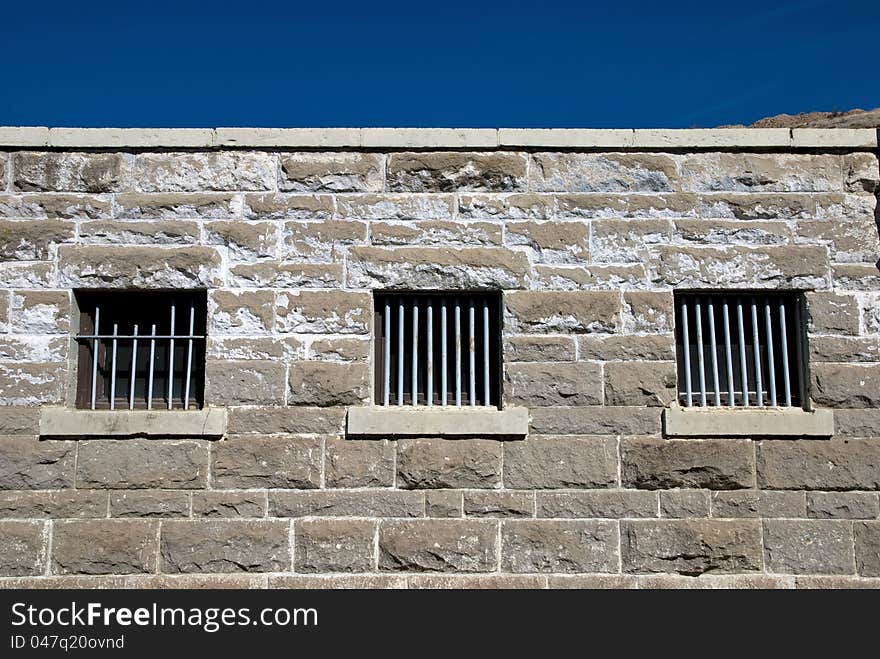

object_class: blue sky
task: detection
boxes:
[2,0,877,128]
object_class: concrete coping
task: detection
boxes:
[662,405,834,438]
[346,406,529,438]
[38,407,227,438]
[0,126,875,149]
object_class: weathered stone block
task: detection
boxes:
[77,440,208,489]
[387,152,526,192]
[0,220,75,259]
[205,361,286,405]
[505,220,590,263]
[0,262,54,288]
[287,362,369,406]
[425,490,463,517]
[805,291,859,335]
[834,409,880,437]
[228,262,344,288]
[282,220,367,260]
[207,335,299,361]
[348,246,530,289]
[160,520,289,573]
[409,575,547,589]
[192,491,267,518]
[605,361,677,407]
[549,575,639,589]
[325,438,394,488]
[673,219,792,246]
[854,522,880,577]
[536,490,658,518]
[13,152,129,192]
[529,406,661,436]
[109,491,190,518]
[578,335,675,361]
[78,220,200,245]
[831,263,880,291]
[242,193,334,220]
[530,153,678,192]
[8,291,68,335]
[621,519,763,575]
[397,439,502,489]
[280,153,384,192]
[458,193,553,219]
[0,363,65,405]
[134,152,275,192]
[621,438,755,490]
[680,153,840,192]
[0,490,106,518]
[0,407,39,435]
[208,290,275,335]
[270,490,424,518]
[378,520,497,572]
[504,335,576,362]
[797,219,880,263]
[710,490,805,518]
[592,219,671,263]
[506,362,602,406]
[758,439,880,490]
[295,519,375,572]
[0,437,75,489]
[763,520,854,574]
[0,193,111,219]
[52,520,159,575]
[622,291,674,333]
[268,575,406,589]
[699,193,817,220]
[212,435,322,489]
[464,491,534,517]
[660,490,710,518]
[337,193,455,220]
[205,221,278,260]
[308,337,370,362]
[807,492,879,519]
[227,406,346,435]
[501,519,619,573]
[842,152,879,193]
[504,291,621,333]
[115,193,238,219]
[811,364,880,408]
[58,246,222,288]
[809,337,880,363]
[0,521,47,576]
[276,291,370,334]
[370,220,501,247]
[504,436,616,489]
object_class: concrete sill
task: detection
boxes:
[39,407,227,438]
[663,405,834,438]
[346,406,529,439]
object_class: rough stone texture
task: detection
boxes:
[811,364,880,408]
[134,152,275,192]
[227,406,346,435]
[426,490,463,517]
[192,491,266,518]
[0,521,47,576]
[0,220,74,260]
[854,522,880,577]
[379,520,498,572]
[711,491,806,518]
[530,153,678,192]
[295,519,375,572]
[807,492,879,519]
[763,520,855,574]
[605,362,677,406]
[529,407,661,436]
[280,153,383,192]
[13,152,129,192]
[660,490,711,518]
[501,520,619,573]
[0,437,75,489]
[160,520,289,573]
[622,438,756,490]
[504,335,576,362]
[0,490,107,518]
[109,491,190,518]
[276,291,370,334]
[504,436,617,489]
[537,490,658,518]
[76,440,208,489]
[464,491,534,517]
[757,439,880,490]
[205,361,287,405]
[212,436,322,489]
[506,362,602,406]
[270,491,424,518]
[58,246,222,288]
[387,152,527,192]
[325,438,394,488]
[505,291,621,333]
[287,362,369,406]
[621,520,763,575]
[52,520,159,575]
[397,439,502,489]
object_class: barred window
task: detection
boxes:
[674,292,806,408]
[75,291,207,410]
[373,292,502,408]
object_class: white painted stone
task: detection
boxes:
[0,126,49,147]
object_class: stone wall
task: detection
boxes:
[1,128,879,588]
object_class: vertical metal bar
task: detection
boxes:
[482,299,490,407]
[129,324,138,410]
[109,323,118,411]
[426,299,433,407]
[184,303,195,410]
[736,299,749,408]
[707,298,721,407]
[441,299,447,406]
[412,300,419,406]
[764,299,777,407]
[751,298,763,407]
[695,298,707,407]
[383,300,391,406]
[90,306,100,410]
[397,299,404,407]
[168,303,175,410]
[147,323,156,410]
[468,299,476,406]
[455,298,462,407]
[779,300,792,407]
[680,299,692,407]
[722,299,735,408]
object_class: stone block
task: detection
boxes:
[295,519,375,572]
[192,491,267,518]
[0,521,47,576]
[530,153,678,192]
[76,440,209,489]
[536,490,658,518]
[13,152,129,192]
[621,438,755,490]
[0,220,75,259]
[160,520,289,573]
[205,361,287,405]
[605,361,677,407]
[280,153,384,192]
[504,436,617,489]
[763,520,854,574]
[506,362,602,406]
[287,362,369,406]
[397,439,502,489]
[463,491,534,517]
[134,152,275,192]
[757,439,880,490]
[212,435,322,489]
[270,490,424,518]
[501,519,619,573]
[58,246,222,288]
[504,291,621,333]
[378,520,497,572]
[109,491,190,518]
[387,152,527,192]
[325,438,394,488]
[52,520,159,575]
[276,291,370,334]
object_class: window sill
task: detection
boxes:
[39,407,227,439]
[346,406,529,439]
[662,405,834,438]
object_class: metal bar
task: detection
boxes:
[426,299,433,407]
[680,299,692,406]
[109,323,118,410]
[779,300,792,407]
[722,299,735,408]
[455,298,461,407]
[383,300,391,406]
[468,299,476,406]
[412,300,419,406]
[147,324,156,410]
[397,299,404,407]
[707,298,721,406]
[77,334,205,340]
[764,299,777,407]
[129,323,138,410]
[168,303,175,410]
[184,303,195,410]
[90,306,100,410]
[751,298,763,407]
[695,298,707,407]
[736,299,749,408]
[441,299,447,406]
[483,299,490,406]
